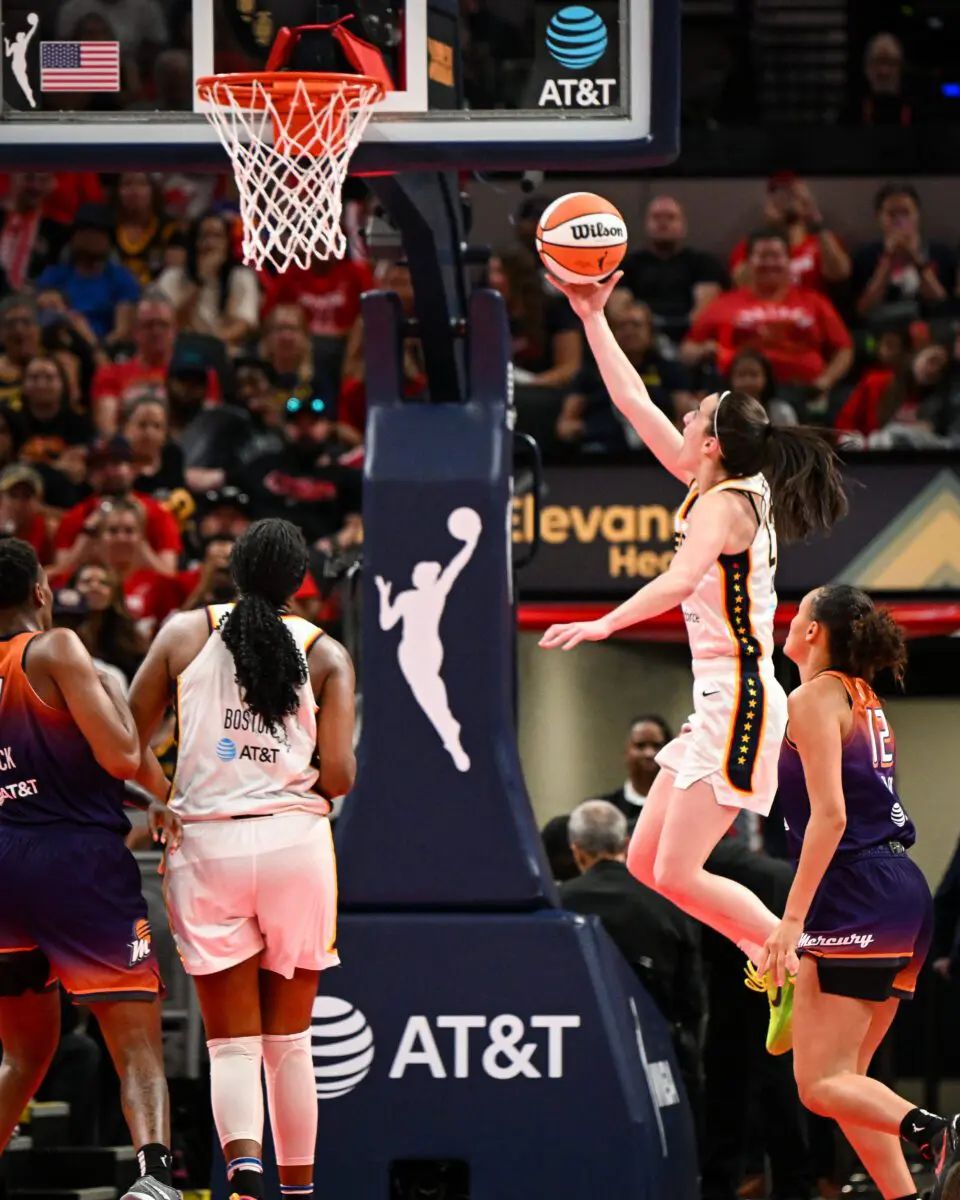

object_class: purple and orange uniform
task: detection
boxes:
[778,670,932,998]
[0,631,161,1001]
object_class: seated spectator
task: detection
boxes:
[488,248,582,388]
[158,211,260,349]
[34,288,99,403]
[71,561,146,683]
[540,814,579,883]
[91,292,219,434]
[556,303,693,451]
[0,172,69,289]
[619,195,726,338]
[586,715,670,827]
[852,183,955,321]
[176,533,238,610]
[53,434,181,578]
[165,350,250,490]
[123,392,184,497]
[0,171,103,229]
[726,350,799,426]
[682,229,854,404]
[112,172,180,286]
[233,395,362,553]
[730,174,850,293]
[0,296,48,407]
[837,339,955,445]
[232,356,285,466]
[261,303,333,408]
[76,496,185,637]
[35,205,140,343]
[559,801,704,1112]
[840,32,914,127]
[17,354,94,469]
[260,255,375,339]
[0,464,54,563]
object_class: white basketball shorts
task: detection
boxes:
[164,810,340,978]
[655,658,788,816]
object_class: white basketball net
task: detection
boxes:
[199,75,382,273]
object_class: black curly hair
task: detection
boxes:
[0,537,40,609]
[219,519,309,739]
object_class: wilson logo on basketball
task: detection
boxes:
[128,919,152,967]
[570,221,624,240]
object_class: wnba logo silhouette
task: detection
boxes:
[4,13,38,109]
[375,507,481,772]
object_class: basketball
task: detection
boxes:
[535,192,628,285]
[448,506,482,542]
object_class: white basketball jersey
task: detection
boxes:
[675,474,778,668]
[169,603,329,820]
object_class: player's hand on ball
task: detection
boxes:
[148,799,183,854]
[547,271,624,320]
[539,616,613,651]
[758,917,802,988]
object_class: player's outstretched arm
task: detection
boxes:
[309,635,357,801]
[540,491,733,650]
[38,628,141,778]
[550,272,687,481]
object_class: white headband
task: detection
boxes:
[713,390,730,440]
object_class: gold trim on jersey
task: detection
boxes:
[717,548,766,794]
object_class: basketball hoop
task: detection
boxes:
[197,70,385,272]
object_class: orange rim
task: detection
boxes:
[196,71,386,112]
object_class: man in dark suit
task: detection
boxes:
[591,714,671,826]
[559,800,704,1132]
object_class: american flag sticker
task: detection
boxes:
[40,41,120,92]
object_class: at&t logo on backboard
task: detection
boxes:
[535,3,620,110]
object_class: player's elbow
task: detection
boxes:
[320,754,356,800]
[100,742,142,781]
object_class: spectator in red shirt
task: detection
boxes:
[90,291,221,435]
[260,256,375,338]
[80,496,185,638]
[835,341,950,439]
[682,229,854,401]
[52,434,181,578]
[729,174,850,293]
[0,464,54,564]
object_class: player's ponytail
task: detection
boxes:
[713,390,848,542]
[219,519,310,740]
[811,584,908,686]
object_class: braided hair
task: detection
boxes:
[0,538,40,609]
[219,519,309,739]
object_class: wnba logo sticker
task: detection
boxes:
[311,996,375,1099]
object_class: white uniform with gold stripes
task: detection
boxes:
[163,603,340,977]
[656,475,789,815]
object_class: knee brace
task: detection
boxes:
[262,1031,317,1167]
[207,1035,264,1147]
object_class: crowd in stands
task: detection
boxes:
[516,175,960,456]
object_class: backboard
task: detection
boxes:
[0,0,678,172]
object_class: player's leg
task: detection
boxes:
[625,766,675,884]
[191,956,266,1200]
[0,985,60,1151]
[255,814,340,1200]
[260,969,322,1197]
[792,957,944,1198]
[650,778,779,957]
[87,996,173,1189]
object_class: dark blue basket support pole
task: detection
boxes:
[211,288,698,1199]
